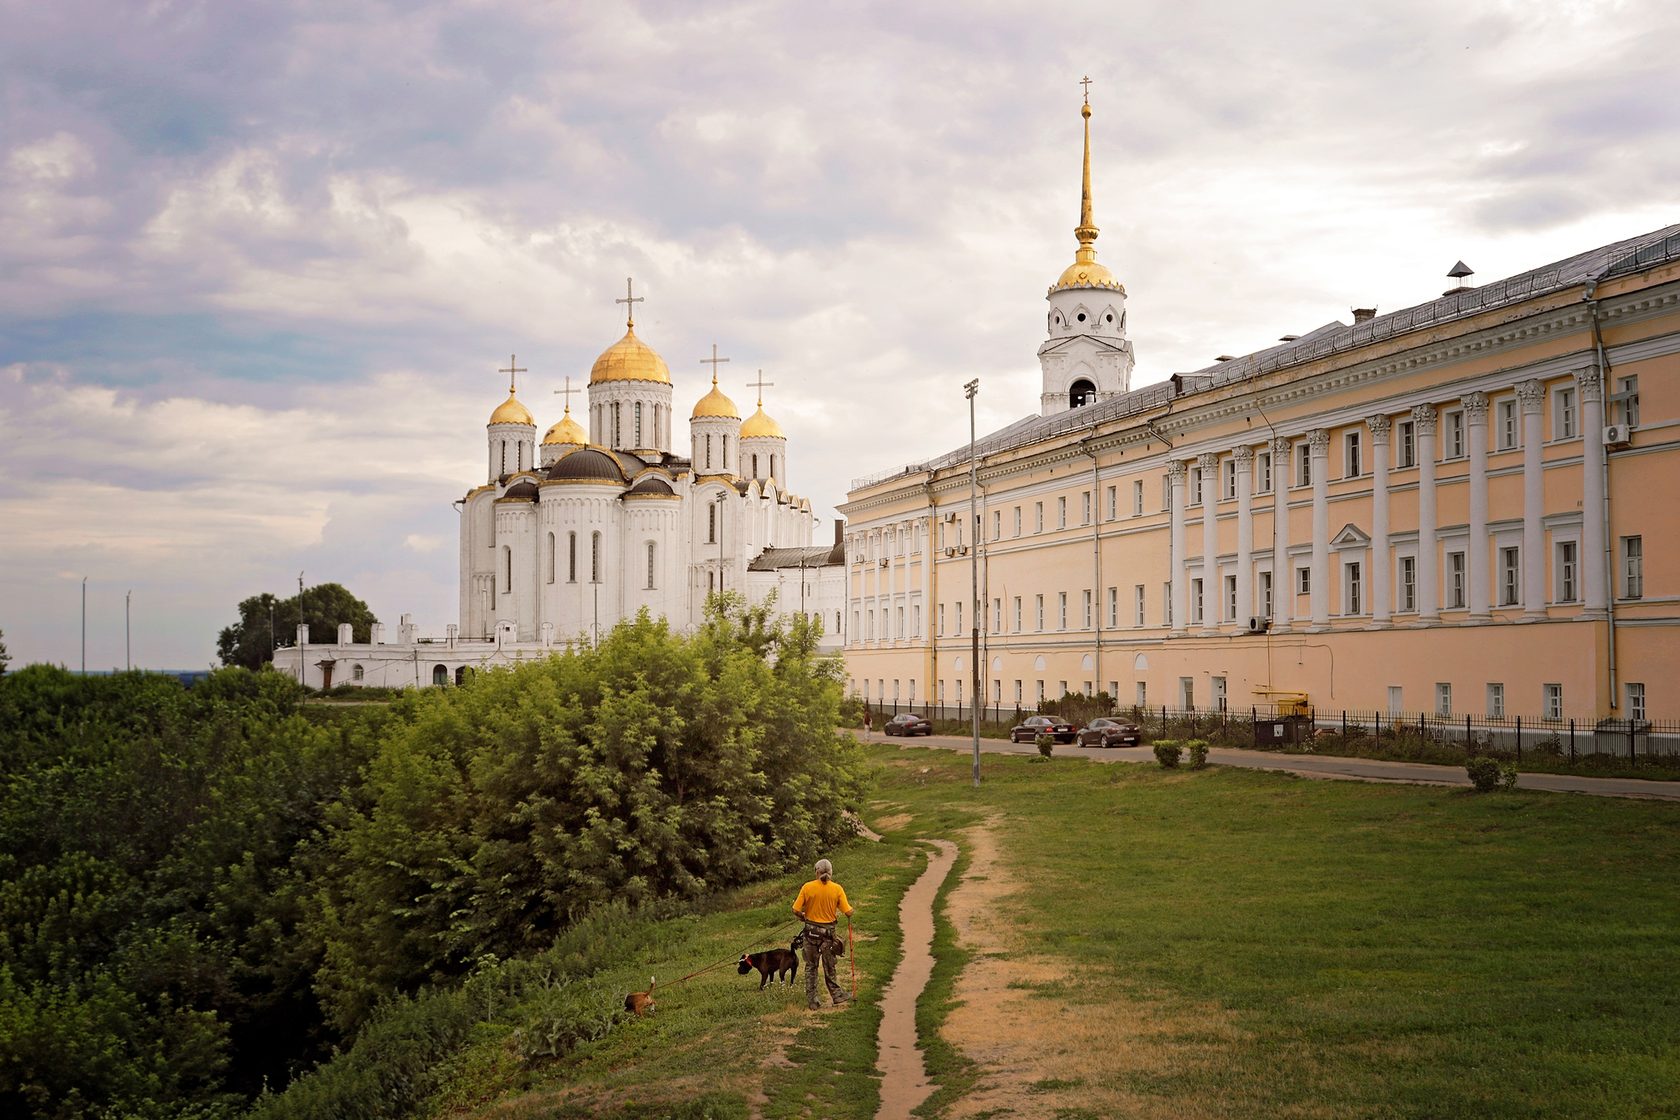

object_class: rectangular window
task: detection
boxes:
[1436,682,1452,717]
[937,603,945,636]
[1081,491,1092,524]
[1257,450,1273,494]
[1013,506,1022,536]
[1501,547,1520,606]
[1190,467,1203,507]
[1133,479,1145,515]
[1036,680,1045,705]
[896,607,904,638]
[1544,683,1563,720]
[1136,681,1148,707]
[1222,459,1236,500]
[992,510,1001,540]
[1134,584,1146,626]
[1035,502,1044,532]
[1224,574,1237,621]
[1448,551,1466,609]
[1013,596,1023,631]
[1398,420,1416,468]
[1626,682,1646,722]
[1035,594,1045,631]
[1445,409,1465,459]
[1107,485,1117,520]
[1345,561,1363,615]
[1296,444,1312,488]
[1497,398,1518,450]
[1617,375,1640,428]
[1082,589,1093,628]
[1297,566,1311,596]
[1162,474,1172,509]
[1259,570,1273,619]
[954,601,962,636]
[912,604,921,637]
[1555,385,1577,440]
[1345,431,1362,478]
[1387,685,1403,715]
[993,598,1002,631]
[1014,680,1023,704]
[1190,578,1204,624]
[1400,556,1417,612]
[1058,592,1068,629]
[1487,682,1505,719]
[1058,496,1067,528]
[1108,586,1119,627]
[1557,541,1578,603]
[1622,535,1643,599]
[1164,581,1172,627]
[1180,676,1195,711]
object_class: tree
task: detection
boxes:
[217,585,378,670]
[0,627,9,675]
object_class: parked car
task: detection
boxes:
[1076,717,1144,748]
[884,712,933,736]
[1009,714,1078,744]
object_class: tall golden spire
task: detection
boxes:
[1050,77,1122,294]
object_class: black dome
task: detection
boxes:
[626,475,675,497]
[546,448,625,483]
[501,479,539,500]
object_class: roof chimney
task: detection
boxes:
[1445,259,1475,296]
[1352,307,1377,324]
[1278,334,1300,342]
[834,518,844,546]
[1214,354,1235,362]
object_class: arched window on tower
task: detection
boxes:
[705,434,713,469]
[503,546,513,593]
[612,403,621,447]
[1069,379,1097,409]
[752,453,759,478]
[591,531,601,582]
[546,532,556,584]
[707,502,717,544]
[723,436,729,468]
[500,440,507,475]
[635,401,643,447]
[770,454,777,480]
[568,532,577,582]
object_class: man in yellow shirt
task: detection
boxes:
[792,858,853,1009]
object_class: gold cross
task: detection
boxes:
[615,277,644,327]
[1080,75,1092,104]
[701,343,731,376]
[498,353,527,395]
[552,376,578,413]
[749,368,775,405]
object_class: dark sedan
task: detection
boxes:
[1076,717,1144,748]
[1009,714,1078,744]
[884,713,933,736]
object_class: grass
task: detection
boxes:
[863,741,1680,1118]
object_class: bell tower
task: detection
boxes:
[1038,80,1134,416]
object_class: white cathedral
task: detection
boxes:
[273,294,846,689]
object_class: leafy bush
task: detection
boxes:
[1034,733,1055,759]
[1041,691,1115,729]
[1153,742,1183,769]
[1186,740,1210,770]
[1466,756,1519,792]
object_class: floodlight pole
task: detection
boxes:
[81,576,87,676]
[126,589,132,671]
[966,378,981,787]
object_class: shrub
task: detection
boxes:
[1466,756,1518,792]
[1033,733,1055,761]
[1186,740,1210,770]
[1153,742,1183,769]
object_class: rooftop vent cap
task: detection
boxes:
[1278,334,1300,342]
[1352,307,1377,324]
[1215,354,1236,362]
[1445,260,1475,296]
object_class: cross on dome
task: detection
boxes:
[498,353,527,395]
[701,343,731,376]
[1079,74,1092,104]
[615,277,644,328]
[749,368,775,407]
[552,375,579,414]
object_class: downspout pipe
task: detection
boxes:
[1585,280,1617,710]
[1082,428,1103,701]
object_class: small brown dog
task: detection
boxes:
[738,931,805,990]
[624,976,656,1016]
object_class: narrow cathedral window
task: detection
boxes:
[568,532,577,582]
[646,541,656,589]
[708,503,717,544]
[546,533,556,584]
[591,532,602,582]
[612,402,621,446]
[752,453,759,478]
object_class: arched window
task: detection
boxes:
[612,402,621,446]
[352,663,364,681]
[591,531,601,582]
[752,453,759,478]
[567,532,577,582]
[500,440,507,475]
[708,503,717,544]
[503,546,513,592]
[706,433,713,469]
[723,435,729,468]
[1069,379,1097,409]
[646,541,657,589]
[433,664,448,686]
[635,401,643,447]
[769,454,776,480]
[546,532,556,584]
[455,665,470,685]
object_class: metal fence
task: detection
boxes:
[860,699,1680,763]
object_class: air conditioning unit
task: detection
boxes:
[879,558,890,568]
[1246,616,1270,634]
[943,547,955,557]
[1603,424,1632,447]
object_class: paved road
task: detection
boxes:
[857,731,1680,802]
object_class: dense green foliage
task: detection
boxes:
[0,598,862,1119]
[217,585,378,670]
[0,627,9,674]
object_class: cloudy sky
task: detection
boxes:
[3,0,1676,670]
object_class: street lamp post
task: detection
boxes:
[125,589,131,671]
[81,576,87,676]
[716,494,726,595]
[297,572,305,686]
[965,378,981,787]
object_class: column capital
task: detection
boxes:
[1308,428,1330,456]
[1197,451,1220,473]
[1166,459,1188,483]
[1365,414,1391,442]
[1461,391,1489,420]
[1268,435,1292,457]
[1232,444,1255,468]
[1574,365,1604,402]
[1411,403,1438,435]
[1516,378,1545,412]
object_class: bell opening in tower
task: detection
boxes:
[1070,379,1097,408]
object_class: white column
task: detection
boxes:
[1198,452,1220,635]
[1464,392,1491,620]
[1366,415,1391,626]
[1517,380,1546,620]
[1234,445,1254,628]
[1578,367,1607,618]
[1414,404,1440,623]
[1269,437,1292,633]
[1308,429,1330,629]
[1168,460,1188,636]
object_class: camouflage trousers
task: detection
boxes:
[802,922,846,1008]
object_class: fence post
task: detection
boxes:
[1374,709,1380,740]
[1342,709,1347,737]
[1629,719,1637,764]
[1569,718,1576,762]
[1515,715,1521,760]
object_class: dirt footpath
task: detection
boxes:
[875,839,958,1120]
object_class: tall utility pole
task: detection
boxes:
[965,378,981,787]
[125,589,132,671]
[81,576,87,676]
[297,572,305,685]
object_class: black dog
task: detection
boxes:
[738,930,805,990]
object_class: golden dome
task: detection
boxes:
[691,375,740,419]
[740,404,785,440]
[489,393,534,426]
[589,325,671,385]
[1052,255,1124,293]
[543,407,587,445]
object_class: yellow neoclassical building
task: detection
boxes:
[839,97,1679,724]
